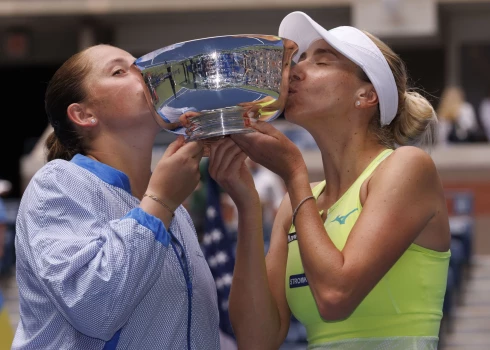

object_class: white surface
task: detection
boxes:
[353,0,437,37]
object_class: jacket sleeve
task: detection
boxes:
[17,165,172,341]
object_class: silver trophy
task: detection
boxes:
[133,34,298,142]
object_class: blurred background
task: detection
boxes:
[1,0,490,349]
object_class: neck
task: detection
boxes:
[87,132,156,199]
[308,123,386,205]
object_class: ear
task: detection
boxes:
[67,103,96,127]
[356,86,379,109]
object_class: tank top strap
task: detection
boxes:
[310,149,394,201]
[312,180,326,200]
[355,148,394,184]
[362,148,393,175]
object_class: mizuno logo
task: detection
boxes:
[331,208,358,225]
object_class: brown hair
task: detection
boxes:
[44,46,94,161]
[436,86,465,122]
[359,32,437,149]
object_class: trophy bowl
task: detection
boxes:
[133,34,298,142]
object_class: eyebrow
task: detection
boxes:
[299,48,338,60]
[103,57,132,72]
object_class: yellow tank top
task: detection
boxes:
[285,149,450,349]
[0,295,14,349]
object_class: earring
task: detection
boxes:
[355,101,361,107]
[90,118,96,124]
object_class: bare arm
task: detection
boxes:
[288,147,446,320]
[229,193,292,349]
[207,138,291,349]
[232,121,448,321]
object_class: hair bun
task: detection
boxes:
[390,91,437,148]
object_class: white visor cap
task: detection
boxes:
[279,11,398,126]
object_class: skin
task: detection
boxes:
[65,45,204,228]
[207,39,451,349]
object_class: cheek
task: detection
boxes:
[110,83,145,111]
[315,73,355,106]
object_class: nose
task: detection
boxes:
[289,60,304,82]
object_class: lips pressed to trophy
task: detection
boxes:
[133,35,298,142]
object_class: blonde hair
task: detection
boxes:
[362,32,438,149]
[436,86,464,122]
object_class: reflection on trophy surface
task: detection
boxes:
[133,35,298,141]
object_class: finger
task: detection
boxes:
[176,139,204,158]
[242,105,261,120]
[230,132,259,151]
[208,138,223,177]
[236,150,249,164]
[227,150,249,174]
[213,138,236,162]
[208,137,227,157]
[237,101,253,108]
[192,141,205,159]
[179,111,201,128]
[216,140,243,173]
[249,120,282,139]
[237,96,273,107]
[212,146,244,184]
[209,138,235,176]
[163,135,185,157]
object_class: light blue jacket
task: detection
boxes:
[13,154,219,349]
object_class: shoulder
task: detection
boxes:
[35,158,74,174]
[391,145,434,162]
[29,159,70,187]
[24,159,99,205]
[370,146,439,193]
[30,159,89,187]
[385,146,436,176]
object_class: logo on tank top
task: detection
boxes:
[289,273,309,288]
[331,208,358,225]
[288,232,297,243]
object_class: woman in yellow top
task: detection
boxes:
[206,11,451,350]
[0,290,14,349]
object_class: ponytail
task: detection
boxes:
[363,31,438,150]
[391,91,438,148]
[44,45,95,161]
[45,131,81,162]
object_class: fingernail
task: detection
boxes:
[247,111,255,119]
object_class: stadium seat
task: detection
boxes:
[449,238,465,290]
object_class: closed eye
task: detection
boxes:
[298,52,307,63]
[112,69,125,76]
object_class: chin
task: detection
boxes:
[283,107,303,125]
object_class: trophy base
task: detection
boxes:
[185,106,255,142]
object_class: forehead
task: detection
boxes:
[307,39,344,58]
[302,39,357,70]
[85,45,135,71]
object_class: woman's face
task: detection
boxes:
[285,39,363,128]
[83,45,156,130]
